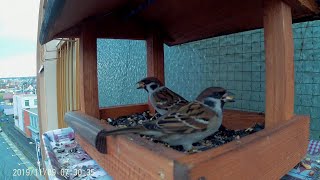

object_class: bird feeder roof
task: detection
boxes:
[39,0,320,45]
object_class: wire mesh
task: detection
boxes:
[97,20,320,136]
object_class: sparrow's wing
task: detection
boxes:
[152,87,189,112]
[144,102,217,134]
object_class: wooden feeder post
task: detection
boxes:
[79,21,100,118]
[264,0,294,128]
[146,30,165,113]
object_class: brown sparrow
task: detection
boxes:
[96,87,235,152]
[136,77,188,115]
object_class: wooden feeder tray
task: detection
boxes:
[105,110,265,153]
[65,104,309,179]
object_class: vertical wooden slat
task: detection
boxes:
[62,45,66,127]
[71,41,75,109]
[76,40,81,110]
[146,31,165,113]
[66,42,70,113]
[263,0,294,128]
[79,22,99,118]
[68,42,71,111]
[68,42,71,110]
[58,46,62,128]
[68,41,73,111]
[56,48,61,127]
[61,44,66,127]
[60,46,63,127]
[63,44,67,127]
[71,40,76,110]
[56,40,81,128]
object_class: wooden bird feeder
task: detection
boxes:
[39,0,319,179]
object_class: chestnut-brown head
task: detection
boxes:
[136,77,163,92]
[196,87,235,109]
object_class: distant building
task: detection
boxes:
[0,105,13,116]
[13,94,37,132]
[23,110,31,138]
[4,108,13,116]
[3,93,13,105]
[23,108,39,140]
[26,85,34,92]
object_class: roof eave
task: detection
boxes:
[39,0,65,45]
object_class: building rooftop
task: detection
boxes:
[0,105,13,111]
[3,93,13,100]
[13,94,37,97]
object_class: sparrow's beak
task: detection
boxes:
[222,91,235,102]
[136,82,145,89]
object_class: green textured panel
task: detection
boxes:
[97,39,147,107]
[97,20,320,134]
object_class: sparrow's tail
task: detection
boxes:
[95,127,143,153]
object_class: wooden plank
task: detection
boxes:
[100,108,265,129]
[60,45,66,127]
[263,0,295,128]
[146,30,165,86]
[71,110,186,179]
[75,39,81,110]
[299,0,319,12]
[76,127,185,180]
[178,115,309,179]
[223,110,265,130]
[146,30,165,114]
[56,48,61,128]
[79,21,99,118]
[100,104,149,119]
[283,0,319,16]
[43,0,319,46]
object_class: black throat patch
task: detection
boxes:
[150,84,158,90]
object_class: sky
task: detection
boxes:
[0,0,40,78]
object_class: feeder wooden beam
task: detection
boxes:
[146,30,165,114]
[283,0,319,15]
[79,21,100,118]
[100,103,149,119]
[264,0,295,128]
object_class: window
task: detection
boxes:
[30,117,34,127]
[34,99,37,106]
[31,117,35,127]
[25,100,29,107]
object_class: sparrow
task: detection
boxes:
[136,77,189,115]
[95,87,235,153]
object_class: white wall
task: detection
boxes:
[44,60,58,130]
[13,94,37,132]
[41,40,59,131]
[20,96,38,109]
